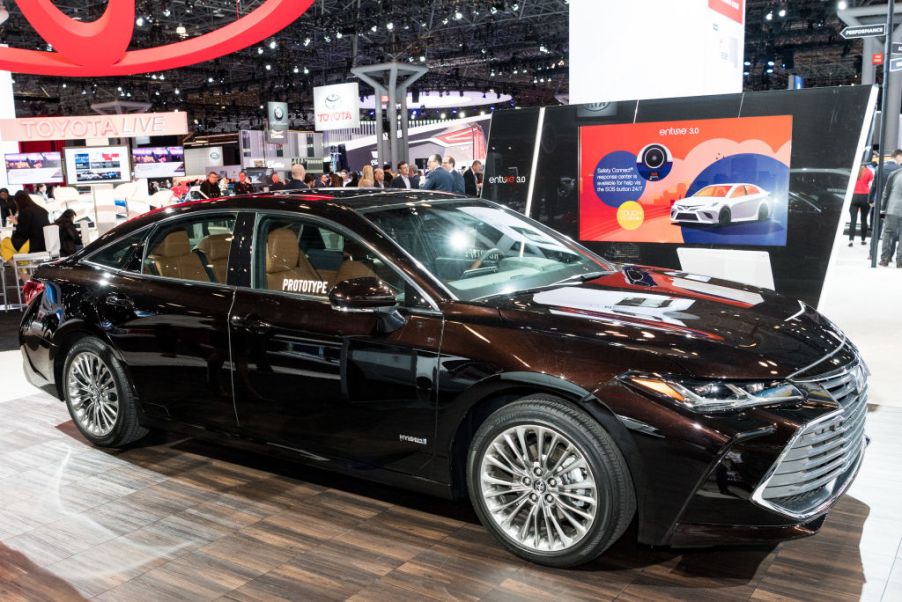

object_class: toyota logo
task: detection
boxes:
[325,94,342,109]
[0,0,312,76]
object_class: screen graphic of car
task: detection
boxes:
[670,183,772,227]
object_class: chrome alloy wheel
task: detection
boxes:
[66,351,119,437]
[479,424,598,552]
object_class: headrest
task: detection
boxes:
[197,234,232,261]
[266,228,300,273]
[342,239,370,261]
[153,230,191,257]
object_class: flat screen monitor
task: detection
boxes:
[244,167,272,184]
[63,146,131,185]
[132,146,186,179]
[3,152,65,185]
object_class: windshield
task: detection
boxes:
[363,200,614,301]
[693,185,732,198]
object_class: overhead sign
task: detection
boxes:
[840,24,887,40]
[0,111,189,142]
[0,0,312,76]
[708,0,744,25]
[891,57,902,73]
[267,101,289,143]
[313,83,361,131]
[893,43,902,55]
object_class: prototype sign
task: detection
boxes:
[0,111,188,142]
[0,0,312,76]
[313,83,361,131]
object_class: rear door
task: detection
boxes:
[229,211,443,475]
[89,212,239,432]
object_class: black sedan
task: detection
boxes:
[20,190,867,567]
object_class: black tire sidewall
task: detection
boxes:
[467,399,630,567]
[719,207,731,226]
[62,337,136,447]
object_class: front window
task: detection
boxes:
[363,200,613,301]
[693,185,732,198]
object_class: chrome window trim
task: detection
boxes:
[245,208,442,314]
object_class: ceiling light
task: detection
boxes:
[454,11,463,20]
[386,22,394,30]
[838,1,848,9]
[136,16,145,27]
[336,31,343,38]
[174,88,180,95]
[765,11,773,21]
[269,39,277,49]
[257,47,264,55]
[303,37,311,46]
[440,112,447,119]
[176,24,187,36]
[371,25,378,32]
[265,64,272,71]
[303,66,309,74]
[778,8,786,18]
[293,66,300,74]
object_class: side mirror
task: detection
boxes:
[329,277,406,334]
[329,277,398,311]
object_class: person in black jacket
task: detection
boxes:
[463,160,482,197]
[54,209,82,256]
[0,188,14,226]
[199,171,221,199]
[1,191,50,261]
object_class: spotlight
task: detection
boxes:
[454,11,463,20]
[778,8,786,18]
[269,39,277,49]
[176,24,187,36]
[257,47,264,55]
[765,11,773,21]
[136,16,145,27]
[838,1,848,9]
[386,22,394,31]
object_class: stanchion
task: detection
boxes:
[872,0,896,267]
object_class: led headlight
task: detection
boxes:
[625,373,804,412]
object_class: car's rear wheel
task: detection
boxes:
[63,337,148,448]
[718,207,732,226]
[467,395,635,567]
[758,203,770,220]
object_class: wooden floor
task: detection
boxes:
[0,392,900,601]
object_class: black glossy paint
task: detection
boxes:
[19,191,862,549]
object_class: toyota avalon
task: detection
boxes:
[19,190,867,567]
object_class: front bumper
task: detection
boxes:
[670,207,719,224]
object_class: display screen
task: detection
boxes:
[3,152,65,185]
[132,146,186,178]
[579,115,793,247]
[63,146,131,185]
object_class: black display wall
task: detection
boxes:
[482,86,876,307]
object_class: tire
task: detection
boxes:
[467,395,635,568]
[62,337,148,448]
[717,207,732,226]
[758,203,770,221]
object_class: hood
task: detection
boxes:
[674,198,718,209]
[486,266,845,380]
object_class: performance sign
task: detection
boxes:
[0,111,189,142]
[579,115,793,247]
[313,82,361,131]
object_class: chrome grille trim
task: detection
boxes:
[751,358,868,519]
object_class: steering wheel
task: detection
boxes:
[469,248,503,271]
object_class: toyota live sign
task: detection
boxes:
[313,82,361,131]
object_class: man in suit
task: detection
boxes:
[421,154,454,192]
[390,162,417,189]
[444,155,466,194]
[463,160,482,197]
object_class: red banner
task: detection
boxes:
[708,0,744,25]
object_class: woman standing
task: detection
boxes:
[1,191,50,261]
[850,164,873,247]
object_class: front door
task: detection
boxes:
[229,213,442,474]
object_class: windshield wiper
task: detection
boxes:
[556,270,609,284]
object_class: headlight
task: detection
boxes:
[624,373,804,412]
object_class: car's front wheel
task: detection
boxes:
[758,203,770,220]
[467,395,635,567]
[718,207,732,226]
[62,337,148,448]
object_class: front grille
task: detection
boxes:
[753,358,868,518]
[676,213,698,221]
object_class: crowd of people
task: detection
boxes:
[854,149,902,267]
[184,155,484,200]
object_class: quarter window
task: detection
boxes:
[86,229,147,272]
[143,215,237,283]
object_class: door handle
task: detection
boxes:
[230,313,272,334]
[104,293,133,309]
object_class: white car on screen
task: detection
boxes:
[670,183,772,227]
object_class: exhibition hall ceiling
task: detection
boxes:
[0,0,882,130]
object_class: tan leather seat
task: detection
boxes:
[196,233,232,283]
[335,239,378,283]
[266,228,323,291]
[147,230,208,281]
